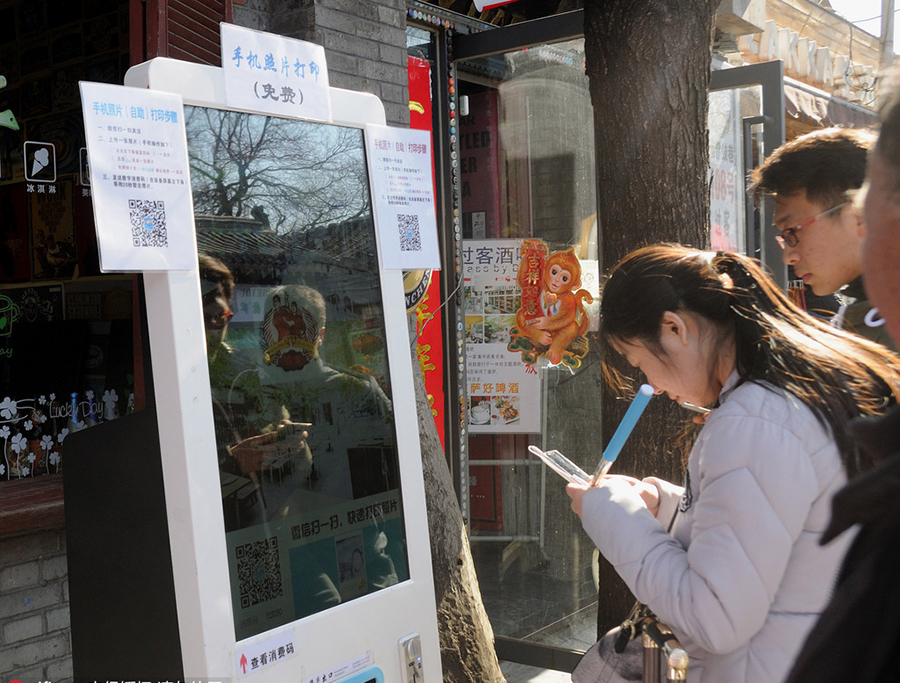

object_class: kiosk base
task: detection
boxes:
[64,406,184,681]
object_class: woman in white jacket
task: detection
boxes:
[568,245,900,683]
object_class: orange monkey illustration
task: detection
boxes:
[515,247,593,364]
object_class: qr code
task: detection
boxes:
[398,213,421,252]
[236,536,283,608]
[129,198,168,247]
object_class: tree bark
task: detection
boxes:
[409,317,506,683]
[584,0,720,634]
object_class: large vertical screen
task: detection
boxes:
[185,105,408,640]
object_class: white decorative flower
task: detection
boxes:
[27,452,35,464]
[49,393,56,401]
[58,428,70,443]
[20,466,29,476]
[49,452,60,467]
[39,395,47,405]
[0,425,9,439]
[41,435,53,451]
[24,420,33,431]
[10,433,27,453]
[86,390,94,400]
[0,397,17,420]
[0,463,4,476]
[103,389,119,405]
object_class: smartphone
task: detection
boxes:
[527,445,590,486]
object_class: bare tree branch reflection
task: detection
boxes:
[186,107,371,233]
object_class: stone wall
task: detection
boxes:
[0,528,72,683]
[263,0,410,126]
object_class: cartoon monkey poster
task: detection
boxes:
[508,238,593,367]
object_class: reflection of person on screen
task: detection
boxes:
[255,285,392,484]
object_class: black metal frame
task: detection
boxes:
[710,59,787,287]
[452,10,584,60]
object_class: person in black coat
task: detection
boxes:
[785,75,900,683]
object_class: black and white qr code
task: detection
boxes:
[398,213,422,252]
[129,199,169,247]
[236,536,283,608]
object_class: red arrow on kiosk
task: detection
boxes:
[240,653,249,674]
[474,0,518,9]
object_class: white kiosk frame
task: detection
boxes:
[123,57,441,682]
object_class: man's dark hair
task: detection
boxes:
[749,126,875,208]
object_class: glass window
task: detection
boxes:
[457,38,601,654]
[185,105,409,640]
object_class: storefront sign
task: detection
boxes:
[463,239,540,433]
[365,124,440,270]
[79,81,196,271]
[221,23,331,123]
[739,19,875,102]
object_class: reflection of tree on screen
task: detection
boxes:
[185,107,371,233]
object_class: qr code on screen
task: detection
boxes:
[129,198,168,247]
[236,536,283,608]
[398,213,421,252]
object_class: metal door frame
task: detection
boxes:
[711,60,787,288]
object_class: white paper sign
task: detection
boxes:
[235,629,297,678]
[221,23,332,122]
[365,124,440,270]
[79,81,197,271]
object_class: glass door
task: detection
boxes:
[710,60,786,285]
[455,36,600,669]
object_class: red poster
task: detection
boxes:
[458,91,501,238]
[407,56,446,449]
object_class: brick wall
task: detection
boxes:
[0,528,72,683]
[266,0,410,127]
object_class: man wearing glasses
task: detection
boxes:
[750,127,895,351]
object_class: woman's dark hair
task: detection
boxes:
[199,253,235,301]
[600,243,900,478]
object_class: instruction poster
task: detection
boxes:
[365,124,440,270]
[79,81,196,271]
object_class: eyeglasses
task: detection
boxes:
[774,202,849,249]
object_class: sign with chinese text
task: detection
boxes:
[235,628,297,678]
[464,239,540,433]
[221,23,332,123]
[507,239,596,369]
[708,89,745,253]
[79,81,196,271]
[365,123,440,270]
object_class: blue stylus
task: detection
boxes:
[589,384,654,485]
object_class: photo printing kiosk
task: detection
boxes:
[63,56,441,682]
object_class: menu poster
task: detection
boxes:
[365,124,440,270]
[79,81,197,271]
[463,239,540,433]
[30,178,77,280]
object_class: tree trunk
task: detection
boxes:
[584,0,720,634]
[409,317,506,683]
